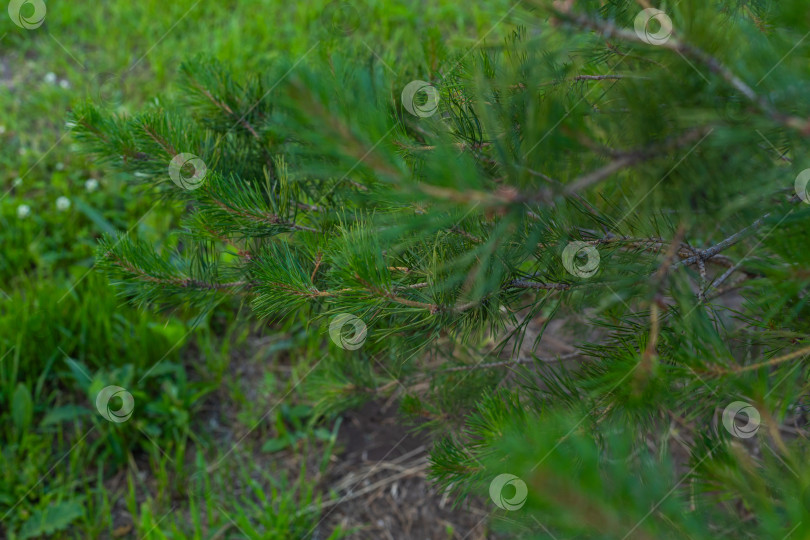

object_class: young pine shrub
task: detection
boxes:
[73,1,810,537]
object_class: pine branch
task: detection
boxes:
[140,123,178,158]
[672,213,771,270]
[564,127,713,193]
[708,345,810,375]
[545,2,810,135]
[439,352,581,372]
[104,251,254,292]
[189,79,261,140]
[204,191,319,233]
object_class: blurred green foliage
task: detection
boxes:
[0,1,510,537]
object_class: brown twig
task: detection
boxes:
[311,252,323,282]
[206,195,319,233]
[509,280,572,290]
[107,255,255,291]
[440,352,581,372]
[672,214,770,270]
[564,127,711,194]
[140,123,177,158]
[710,345,810,375]
[190,80,261,139]
[546,3,810,135]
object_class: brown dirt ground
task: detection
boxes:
[316,401,494,540]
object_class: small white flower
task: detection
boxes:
[18,148,28,156]
[0,125,6,134]
[55,162,65,171]
[85,179,99,192]
[44,72,58,84]
[56,196,71,211]
[12,178,22,187]
[59,79,71,89]
[17,204,31,219]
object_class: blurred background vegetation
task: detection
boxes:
[0,1,511,537]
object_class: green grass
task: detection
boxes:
[0,0,512,537]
